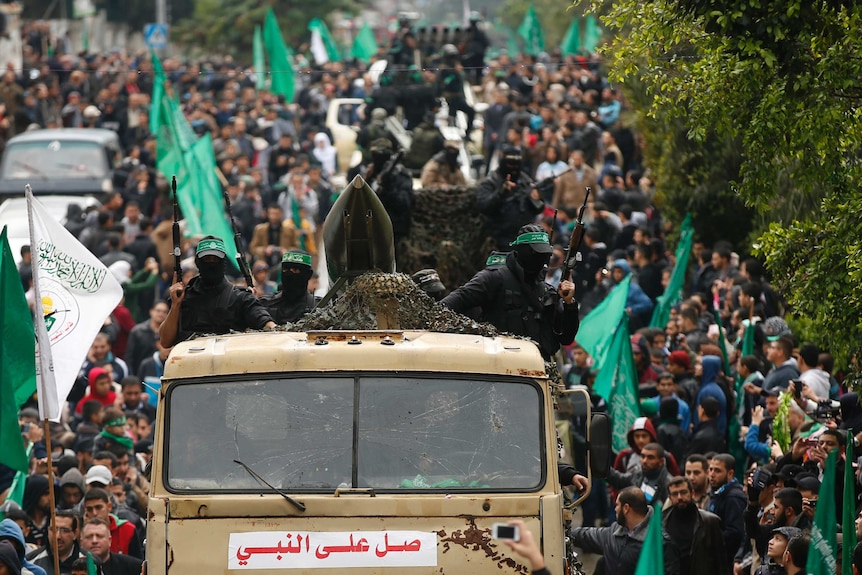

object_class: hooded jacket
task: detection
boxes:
[58,469,85,510]
[662,505,729,575]
[0,540,21,575]
[73,367,117,415]
[610,259,654,324]
[570,507,680,575]
[613,417,682,476]
[694,356,728,435]
[0,519,46,575]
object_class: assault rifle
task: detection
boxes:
[553,187,590,335]
[222,186,254,290]
[366,150,404,192]
[171,176,183,296]
[559,187,591,296]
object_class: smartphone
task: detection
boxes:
[20,422,30,433]
[491,523,520,541]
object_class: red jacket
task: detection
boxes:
[108,514,138,556]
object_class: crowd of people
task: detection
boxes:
[0,13,858,575]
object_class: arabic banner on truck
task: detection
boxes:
[228,530,437,569]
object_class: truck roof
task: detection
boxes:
[164,330,547,380]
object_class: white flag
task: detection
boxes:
[26,187,123,421]
[310,27,329,65]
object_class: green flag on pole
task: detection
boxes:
[807,449,838,575]
[263,7,295,102]
[0,227,36,474]
[561,18,580,56]
[351,23,378,63]
[253,25,266,91]
[650,213,694,328]
[844,437,857,575]
[634,501,664,575]
[583,13,603,53]
[577,274,632,376]
[729,321,756,478]
[5,444,33,507]
[308,18,341,64]
[517,4,545,56]
[149,51,166,135]
[596,318,641,453]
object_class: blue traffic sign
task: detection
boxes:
[144,23,169,49]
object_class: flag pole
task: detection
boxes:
[42,418,61,575]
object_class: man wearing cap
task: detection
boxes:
[476,145,545,251]
[442,223,578,360]
[159,235,275,347]
[260,250,318,324]
[412,269,446,301]
[420,140,466,188]
[754,526,802,575]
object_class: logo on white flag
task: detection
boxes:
[37,276,80,341]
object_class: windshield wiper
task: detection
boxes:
[12,160,48,180]
[233,459,306,512]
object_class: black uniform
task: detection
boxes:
[441,252,579,359]
[261,292,318,324]
[177,276,273,341]
[476,170,544,251]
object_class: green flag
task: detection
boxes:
[0,227,35,473]
[150,51,166,135]
[634,501,664,575]
[263,7,296,102]
[517,4,545,56]
[86,551,98,575]
[729,321,756,477]
[503,26,520,58]
[807,449,838,575]
[351,23,378,63]
[844,437,857,575]
[253,25,266,91]
[596,318,641,452]
[650,213,694,328]
[181,134,239,265]
[5,443,33,507]
[583,13,603,53]
[561,18,580,56]
[308,18,341,64]
[577,274,632,375]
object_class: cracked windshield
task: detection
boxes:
[167,377,543,491]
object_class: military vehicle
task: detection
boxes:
[144,176,609,575]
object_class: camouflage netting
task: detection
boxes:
[285,272,499,336]
[396,184,494,291]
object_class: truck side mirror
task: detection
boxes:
[588,412,611,479]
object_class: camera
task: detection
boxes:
[749,467,772,499]
[491,523,520,541]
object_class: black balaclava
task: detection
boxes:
[196,258,226,287]
[281,265,313,300]
[515,244,550,276]
[444,146,459,166]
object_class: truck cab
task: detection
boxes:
[146,328,608,574]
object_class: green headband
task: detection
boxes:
[282,251,312,267]
[196,238,227,255]
[509,232,550,246]
[104,416,127,428]
[486,253,507,266]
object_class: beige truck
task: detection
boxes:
[145,326,609,575]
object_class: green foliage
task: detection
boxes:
[773,391,792,453]
[579,0,862,374]
[171,0,356,61]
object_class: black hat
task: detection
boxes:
[510,224,553,254]
[775,464,805,485]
